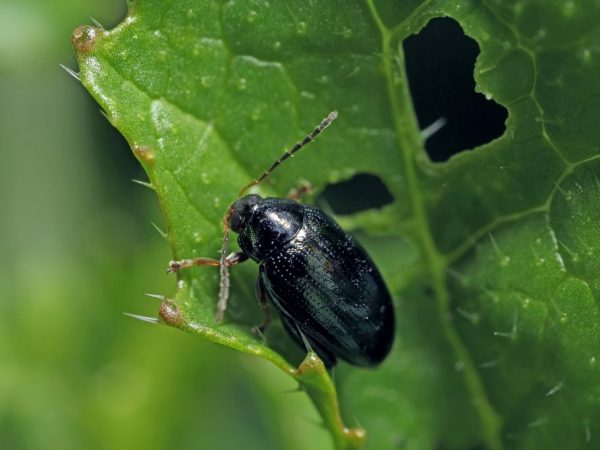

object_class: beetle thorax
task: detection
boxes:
[232,196,304,261]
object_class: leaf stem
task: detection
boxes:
[366,2,505,449]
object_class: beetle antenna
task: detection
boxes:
[214,111,338,323]
[215,208,233,323]
[238,111,338,196]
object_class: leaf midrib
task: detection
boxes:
[366,1,504,449]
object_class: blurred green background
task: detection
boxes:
[0,2,330,449]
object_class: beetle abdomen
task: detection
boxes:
[260,206,395,367]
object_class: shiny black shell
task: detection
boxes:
[231,194,395,367]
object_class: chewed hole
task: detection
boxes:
[403,17,508,162]
[317,173,394,215]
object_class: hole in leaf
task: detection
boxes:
[403,17,508,162]
[317,173,394,215]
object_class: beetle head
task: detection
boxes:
[229,194,262,233]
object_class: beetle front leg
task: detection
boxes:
[280,315,337,368]
[168,251,249,273]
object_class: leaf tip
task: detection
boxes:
[71,25,101,54]
[158,298,185,328]
[344,426,367,449]
[133,145,156,165]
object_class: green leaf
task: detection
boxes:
[72,1,600,449]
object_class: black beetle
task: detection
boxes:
[169,112,395,367]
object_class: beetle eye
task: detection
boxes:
[229,194,261,233]
[230,211,242,233]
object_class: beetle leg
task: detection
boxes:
[254,276,272,333]
[168,251,249,273]
[287,181,313,203]
[280,315,337,368]
[224,251,250,266]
